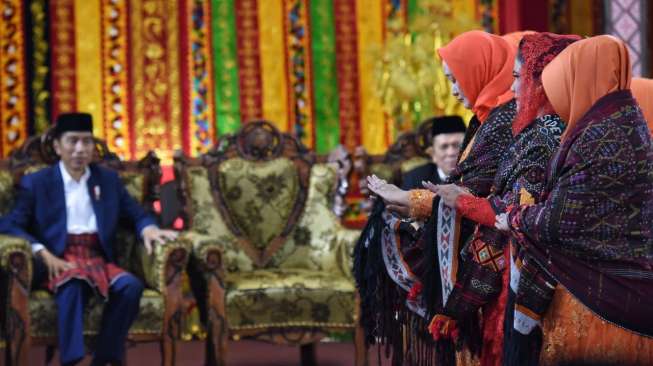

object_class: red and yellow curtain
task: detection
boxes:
[0,0,601,162]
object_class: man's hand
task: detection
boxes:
[38,249,75,281]
[142,226,179,255]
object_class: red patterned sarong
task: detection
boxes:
[48,233,126,298]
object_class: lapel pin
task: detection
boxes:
[94,185,101,201]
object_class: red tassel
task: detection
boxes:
[428,314,459,342]
[480,251,511,366]
[407,281,423,302]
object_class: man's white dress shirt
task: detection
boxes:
[31,162,98,253]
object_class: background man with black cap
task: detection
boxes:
[0,113,178,366]
[401,115,467,189]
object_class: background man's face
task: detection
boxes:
[432,132,465,176]
[53,131,95,173]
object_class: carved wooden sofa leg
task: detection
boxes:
[354,294,369,366]
[205,249,227,366]
[300,343,317,366]
[161,248,187,366]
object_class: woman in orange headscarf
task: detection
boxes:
[368,31,518,203]
[498,35,653,365]
[632,77,653,132]
[361,31,518,365]
[429,32,581,366]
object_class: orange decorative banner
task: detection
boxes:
[5,0,535,160]
[50,0,76,118]
[334,0,361,150]
[74,0,103,139]
[0,0,29,155]
[235,0,263,122]
[129,0,183,162]
[100,0,131,158]
[283,0,315,148]
[180,0,216,155]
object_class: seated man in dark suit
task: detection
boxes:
[0,113,178,366]
[401,115,466,189]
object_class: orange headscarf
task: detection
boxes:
[438,31,516,122]
[631,77,653,133]
[502,30,536,49]
[542,35,631,141]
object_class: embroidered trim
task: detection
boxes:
[470,236,506,272]
[380,211,427,318]
[437,199,460,305]
[381,212,416,293]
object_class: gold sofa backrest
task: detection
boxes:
[175,121,349,272]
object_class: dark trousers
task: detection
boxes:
[55,275,143,365]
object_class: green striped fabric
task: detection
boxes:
[309,0,340,154]
[407,0,421,24]
[211,0,241,135]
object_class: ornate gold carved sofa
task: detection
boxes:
[173,121,366,365]
[0,131,190,366]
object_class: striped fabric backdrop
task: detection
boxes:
[0,0,602,161]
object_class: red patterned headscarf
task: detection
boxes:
[512,32,581,136]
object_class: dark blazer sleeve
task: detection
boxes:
[116,173,157,236]
[0,174,38,244]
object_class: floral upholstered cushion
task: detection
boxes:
[0,165,46,216]
[0,170,14,216]
[184,161,360,331]
[267,164,347,273]
[186,162,357,275]
[112,172,147,277]
[113,229,144,280]
[186,166,254,272]
[29,289,164,338]
[224,268,356,330]
[118,171,145,204]
[216,158,299,250]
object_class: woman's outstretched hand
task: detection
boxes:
[366,175,410,207]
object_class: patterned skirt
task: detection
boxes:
[48,233,126,298]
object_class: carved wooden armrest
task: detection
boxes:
[180,230,228,363]
[0,234,32,282]
[181,231,226,279]
[135,238,190,294]
[0,234,32,366]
